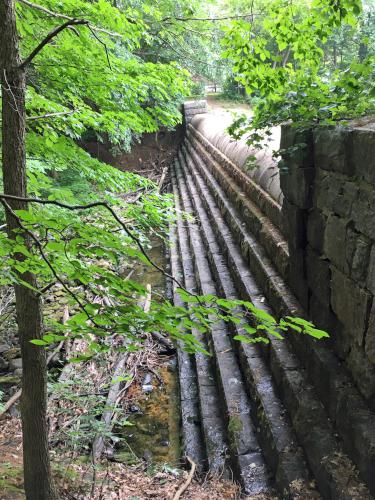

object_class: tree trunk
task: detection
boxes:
[0,1,56,498]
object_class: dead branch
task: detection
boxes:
[91,286,152,460]
[173,456,196,500]
[0,390,21,419]
[158,166,168,192]
[150,330,175,353]
[143,283,152,313]
[91,354,129,460]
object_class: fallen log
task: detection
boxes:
[158,166,168,192]
[150,330,175,353]
[91,353,129,459]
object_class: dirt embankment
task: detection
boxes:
[81,127,184,182]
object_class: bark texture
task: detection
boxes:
[0,1,56,498]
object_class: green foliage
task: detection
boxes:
[221,74,248,102]
[6,0,195,207]
[190,81,206,97]
[48,374,132,451]
[0,194,327,361]
[0,0,329,370]
[221,0,374,147]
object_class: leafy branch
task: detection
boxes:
[17,0,126,38]
[0,193,190,295]
[221,0,374,148]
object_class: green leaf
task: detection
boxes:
[30,339,47,346]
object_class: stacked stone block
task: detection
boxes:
[280,122,375,408]
[183,100,208,125]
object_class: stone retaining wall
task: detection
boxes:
[182,100,375,409]
[183,100,208,124]
[281,122,375,408]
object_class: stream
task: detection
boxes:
[115,238,181,467]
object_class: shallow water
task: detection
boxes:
[116,238,180,466]
[116,362,180,465]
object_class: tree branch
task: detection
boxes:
[0,193,193,297]
[20,19,89,69]
[161,13,259,23]
[17,0,125,38]
[26,110,75,121]
[0,198,97,324]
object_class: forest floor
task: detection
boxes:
[0,415,274,499]
[0,328,253,499]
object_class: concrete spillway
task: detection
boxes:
[169,104,375,499]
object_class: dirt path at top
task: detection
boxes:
[206,94,252,118]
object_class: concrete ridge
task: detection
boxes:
[169,116,375,497]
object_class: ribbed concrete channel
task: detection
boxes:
[169,104,375,499]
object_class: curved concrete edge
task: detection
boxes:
[188,111,283,205]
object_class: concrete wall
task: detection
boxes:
[184,101,283,205]
[280,122,375,408]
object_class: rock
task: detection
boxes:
[282,199,306,249]
[142,384,153,394]
[366,310,375,365]
[331,267,372,347]
[351,128,375,186]
[143,373,153,385]
[3,347,20,361]
[14,368,22,377]
[314,126,354,176]
[323,215,348,272]
[307,210,326,253]
[129,404,141,413]
[9,358,22,371]
[280,125,313,166]
[350,235,371,281]
[0,356,9,371]
[351,185,375,239]
[366,245,375,294]
[143,450,153,463]
[0,375,21,386]
[346,345,375,406]
[167,358,177,373]
[280,165,315,209]
[8,385,20,396]
[114,451,138,465]
[104,446,115,461]
[9,405,20,419]
[0,344,10,355]
[306,248,331,304]
[333,181,358,218]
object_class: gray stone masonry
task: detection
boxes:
[281,120,375,407]
[183,100,208,124]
